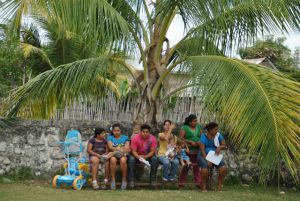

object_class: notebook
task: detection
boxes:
[205,150,223,165]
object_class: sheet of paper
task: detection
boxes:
[139,158,151,167]
[205,150,223,165]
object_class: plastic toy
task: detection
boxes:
[52,130,89,190]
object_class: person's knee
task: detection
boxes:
[172,159,180,166]
[162,160,170,167]
[120,157,127,165]
[91,157,100,165]
[219,166,227,174]
[198,157,208,169]
[110,157,117,164]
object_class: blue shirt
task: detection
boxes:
[199,133,225,154]
[107,135,129,148]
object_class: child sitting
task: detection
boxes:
[165,138,177,160]
[176,140,191,167]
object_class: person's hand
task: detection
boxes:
[215,147,221,155]
[123,147,131,153]
[189,141,197,146]
[140,155,147,159]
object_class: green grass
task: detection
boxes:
[0,182,299,201]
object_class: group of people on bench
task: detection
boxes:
[87,114,227,191]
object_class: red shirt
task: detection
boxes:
[130,133,157,155]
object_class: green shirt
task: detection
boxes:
[181,124,201,153]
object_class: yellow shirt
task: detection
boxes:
[157,132,177,156]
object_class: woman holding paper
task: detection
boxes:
[198,122,227,192]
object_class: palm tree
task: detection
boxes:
[1,0,300,183]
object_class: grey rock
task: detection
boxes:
[242,174,253,183]
[5,166,10,172]
[46,127,60,135]
[14,147,23,154]
[47,135,60,147]
[27,134,36,145]
[229,160,238,169]
[50,147,64,159]
[0,142,7,152]
[3,158,10,165]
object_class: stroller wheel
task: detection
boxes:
[52,175,59,188]
[73,177,83,190]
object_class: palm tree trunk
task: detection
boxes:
[132,84,162,135]
[131,21,166,135]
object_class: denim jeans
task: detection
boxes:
[158,156,179,180]
[128,155,158,182]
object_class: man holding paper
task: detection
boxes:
[198,122,227,192]
[128,124,158,188]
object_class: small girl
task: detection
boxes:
[176,140,191,167]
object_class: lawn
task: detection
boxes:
[0,182,299,201]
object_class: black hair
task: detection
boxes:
[163,120,172,125]
[140,124,151,131]
[205,122,218,131]
[184,114,197,125]
[94,127,105,138]
[111,123,121,134]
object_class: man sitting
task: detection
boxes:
[128,124,158,188]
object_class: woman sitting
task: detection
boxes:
[198,122,227,192]
[87,127,110,190]
[107,124,130,190]
[157,120,179,183]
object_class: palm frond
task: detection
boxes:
[175,55,300,183]
[173,0,300,54]
[22,43,53,68]
[2,56,123,118]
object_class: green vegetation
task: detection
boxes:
[239,36,300,82]
[1,1,300,184]
[0,183,299,201]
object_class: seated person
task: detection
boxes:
[128,124,158,188]
[157,120,179,183]
[87,127,110,190]
[176,140,191,167]
[197,122,227,192]
[107,123,130,190]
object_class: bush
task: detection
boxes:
[9,166,33,181]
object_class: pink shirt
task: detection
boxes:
[130,133,157,155]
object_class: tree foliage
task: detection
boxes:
[1,0,300,184]
[239,36,300,82]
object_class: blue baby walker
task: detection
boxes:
[52,130,89,190]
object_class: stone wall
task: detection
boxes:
[0,118,297,187]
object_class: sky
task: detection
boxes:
[128,15,300,69]
[166,15,300,55]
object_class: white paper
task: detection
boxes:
[205,151,223,165]
[139,158,151,167]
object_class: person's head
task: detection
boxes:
[140,124,151,139]
[111,123,121,137]
[176,139,184,148]
[94,127,107,139]
[163,120,172,132]
[205,122,218,136]
[184,114,197,127]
